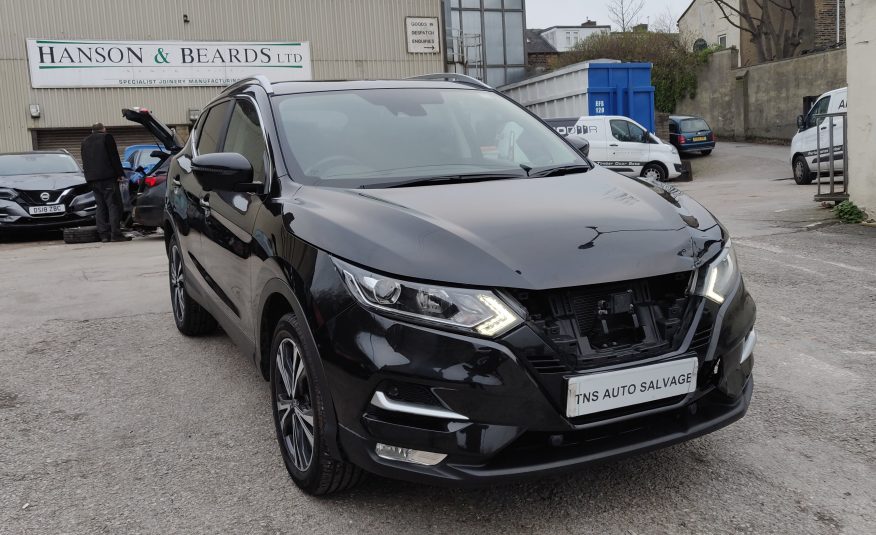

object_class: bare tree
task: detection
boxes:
[714,0,804,63]
[607,0,646,32]
[652,4,679,34]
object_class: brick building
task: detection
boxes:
[813,0,846,49]
[524,29,558,74]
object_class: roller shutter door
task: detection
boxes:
[33,127,166,164]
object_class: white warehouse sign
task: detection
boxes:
[26,39,313,88]
[405,17,440,53]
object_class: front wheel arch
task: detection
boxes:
[642,161,668,181]
[792,153,814,185]
[256,279,344,460]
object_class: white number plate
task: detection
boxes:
[566,357,698,417]
[28,204,65,215]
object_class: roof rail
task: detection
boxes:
[406,73,492,89]
[220,75,274,96]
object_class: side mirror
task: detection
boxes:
[566,134,590,158]
[191,152,253,191]
[122,161,133,170]
[796,115,805,130]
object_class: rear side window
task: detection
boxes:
[669,122,678,134]
[196,101,232,155]
[223,99,268,180]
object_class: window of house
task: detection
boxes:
[565,31,576,47]
[718,34,727,48]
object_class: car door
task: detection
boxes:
[198,96,269,344]
[575,117,610,165]
[608,118,648,176]
[800,95,831,171]
[819,92,845,173]
[169,99,233,296]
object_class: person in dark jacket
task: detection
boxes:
[80,123,130,242]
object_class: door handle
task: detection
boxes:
[609,143,619,147]
[199,198,211,209]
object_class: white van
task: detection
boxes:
[544,115,683,181]
[790,87,847,185]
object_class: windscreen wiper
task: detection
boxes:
[528,164,592,178]
[361,172,525,189]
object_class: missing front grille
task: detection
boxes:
[511,272,695,369]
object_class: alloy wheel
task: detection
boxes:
[169,245,185,321]
[275,337,315,472]
[643,167,663,181]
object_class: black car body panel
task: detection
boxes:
[160,79,755,490]
[0,151,96,231]
[131,161,168,228]
[285,174,722,290]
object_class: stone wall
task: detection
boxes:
[676,47,847,142]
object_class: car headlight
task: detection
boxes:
[697,241,739,304]
[670,146,679,155]
[0,188,19,201]
[333,258,522,337]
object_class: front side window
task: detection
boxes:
[273,88,586,188]
[807,97,831,129]
[196,101,232,155]
[610,120,646,143]
[0,153,80,176]
[223,99,268,180]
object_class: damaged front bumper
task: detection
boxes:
[317,271,756,486]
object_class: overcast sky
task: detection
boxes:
[525,0,683,31]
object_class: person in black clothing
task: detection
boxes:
[80,123,131,242]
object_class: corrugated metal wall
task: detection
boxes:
[0,0,444,152]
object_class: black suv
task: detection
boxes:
[158,75,755,495]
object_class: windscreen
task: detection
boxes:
[680,118,710,133]
[0,154,81,176]
[273,88,585,187]
[138,152,163,171]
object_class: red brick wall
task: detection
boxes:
[814,0,846,49]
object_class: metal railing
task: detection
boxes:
[814,111,849,202]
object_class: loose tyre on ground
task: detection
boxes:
[270,313,364,495]
[62,226,100,244]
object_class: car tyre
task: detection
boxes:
[642,163,668,182]
[168,235,217,336]
[793,155,814,185]
[270,312,364,496]
[62,225,100,244]
[701,149,712,156]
